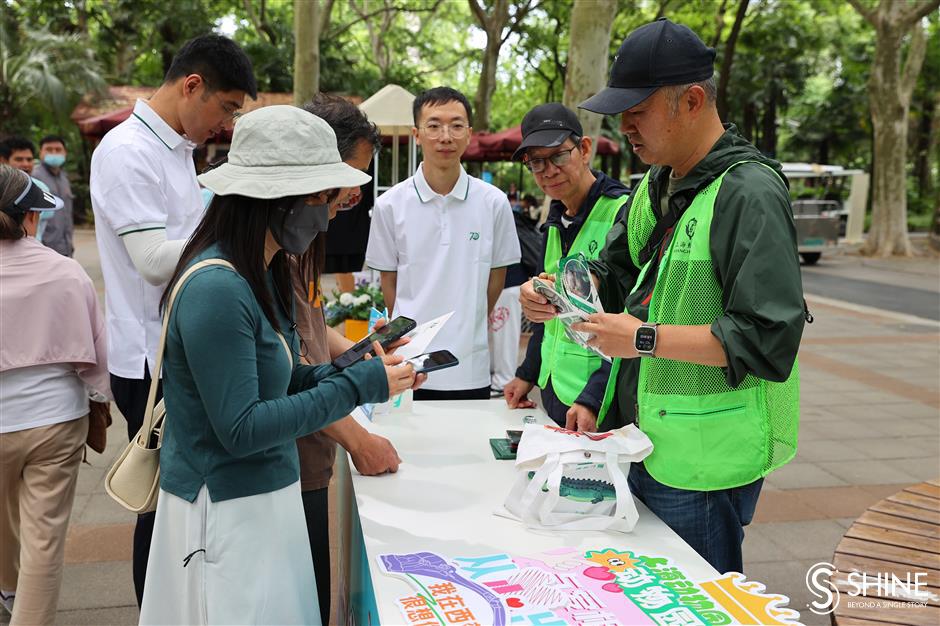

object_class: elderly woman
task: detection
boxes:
[0,164,112,625]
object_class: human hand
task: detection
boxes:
[503,377,536,409]
[370,340,416,396]
[571,312,643,359]
[564,403,598,432]
[349,432,402,475]
[372,317,411,355]
[520,273,558,323]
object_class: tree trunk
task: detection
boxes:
[914,92,935,198]
[469,0,509,131]
[563,0,618,160]
[850,0,935,256]
[716,0,748,121]
[293,0,320,106]
[760,85,777,157]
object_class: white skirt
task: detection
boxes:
[139,480,319,626]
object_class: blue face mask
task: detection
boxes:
[43,154,66,168]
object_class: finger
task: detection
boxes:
[372,339,387,357]
[519,399,536,409]
[382,354,404,366]
[373,318,387,330]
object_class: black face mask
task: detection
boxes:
[268,196,330,255]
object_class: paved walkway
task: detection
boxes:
[3,231,936,625]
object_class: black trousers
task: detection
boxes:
[110,365,161,609]
[301,488,331,626]
[413,386,490,401]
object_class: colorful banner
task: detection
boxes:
[378,548,801,625]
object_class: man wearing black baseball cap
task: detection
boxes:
[520,19,805,575]
[504,103,628,431]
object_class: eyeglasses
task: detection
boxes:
[420,122,469,139]
[210,90,242,122]
[524,145,578,174]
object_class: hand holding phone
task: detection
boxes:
[333,316,417,369]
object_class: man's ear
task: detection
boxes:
[580,136,594,159]
[181,74,204,98]
[686,85,707,115]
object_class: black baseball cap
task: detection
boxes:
[0,171,63,218]
[579,18,716,115]
[511,103,583,161]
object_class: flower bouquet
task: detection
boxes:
[324,281,386,340]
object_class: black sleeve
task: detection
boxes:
[515,321,543,383]
[709,164,805,387]
[589,218,639,314]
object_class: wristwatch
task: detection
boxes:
[634,322,658,357]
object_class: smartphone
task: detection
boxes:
[506,429,523,452]
[332,316,417,369]
[405,350,459,374]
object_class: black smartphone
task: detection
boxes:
[405,350,459,374]
[506,429,523,452]
[332,316,417,369]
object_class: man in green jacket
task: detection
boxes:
[520,18,805,574]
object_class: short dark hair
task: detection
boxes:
[164,34,257,99]
[302,94,381,160]
[412,87,473,127]
[0,137,36,159]
[39,134,67,150]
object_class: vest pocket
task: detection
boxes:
[639,401,765,491]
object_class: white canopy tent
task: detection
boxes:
[359,84,418,200]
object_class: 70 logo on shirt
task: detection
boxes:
[469,232,480,241]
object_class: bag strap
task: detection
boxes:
[136,259,292,444]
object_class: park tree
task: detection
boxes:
[468,0,538,130]
[562,0,618,157]
[848,0,939,256]
[292,0,333,105]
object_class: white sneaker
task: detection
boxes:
[0,590,14,614]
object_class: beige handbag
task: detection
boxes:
[104,259,292,513]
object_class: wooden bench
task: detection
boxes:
[831,479,940,625]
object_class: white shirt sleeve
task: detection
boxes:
[491,194,522,268]
[121,229,187,285]
[95,146,170,235]
[366,197,398,272]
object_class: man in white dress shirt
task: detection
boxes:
[90,34,256,606]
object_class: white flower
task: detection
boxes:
[354,294,371,306]
[339,292,355,306]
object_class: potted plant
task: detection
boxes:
[324,281,385,340]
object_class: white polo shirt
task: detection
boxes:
[367,164,520,391]
[90,99,204,379]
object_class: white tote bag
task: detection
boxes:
[504,424,653,533]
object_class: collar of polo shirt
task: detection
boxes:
[412,163,470,204]
[132,99,195,152]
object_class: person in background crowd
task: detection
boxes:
[0,165,111,625]
[522,18,804,574]
[367,86,521,400]
[32,135,74,257]
[506,181,520,208]
[139,105,417,626]
[296,93,412,625]
[505,103,628,428]
[89,33,256,607]
[0,138,35,175]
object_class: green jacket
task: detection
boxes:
[160,244,389,503]
[591,125,805,430]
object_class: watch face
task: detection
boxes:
[635,326,657,353]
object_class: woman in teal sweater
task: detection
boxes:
[139,106,417,625]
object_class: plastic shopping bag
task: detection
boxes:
[503,424,653,533]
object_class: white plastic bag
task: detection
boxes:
[503,424,653,532]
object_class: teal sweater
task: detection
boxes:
[159,246,389,503]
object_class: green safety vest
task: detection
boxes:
[599,163,799,491]
[538,194,625,409]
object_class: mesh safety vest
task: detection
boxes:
[600,163,799,491]
[538,195,625,409]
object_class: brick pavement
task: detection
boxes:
[2,230,935,625]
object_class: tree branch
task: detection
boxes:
[319,0,336,35]
[328,1,439,39]
[846,0,876,26]
[900,0,940,26]
[242,0,276,45]
[468,0,488,27]
[901,21,929,105]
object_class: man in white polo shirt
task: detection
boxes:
[367,87,520,400]
[89,34,255,606]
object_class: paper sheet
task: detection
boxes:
[393,311,455,360]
